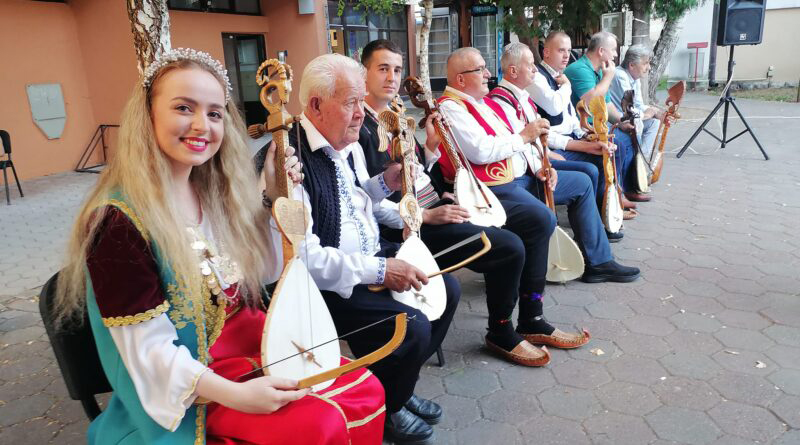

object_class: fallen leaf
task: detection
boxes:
[590,348,605,356]
[755,361,767,369]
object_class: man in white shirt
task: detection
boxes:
[441,46,639,284]
[609,44,663,159]
[262,53,460,445]
[530,32,642,214]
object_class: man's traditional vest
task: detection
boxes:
[533,63,573,126]
[487,85,538,125]
[436,92,515,186]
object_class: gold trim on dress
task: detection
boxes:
[318,369,373,400]
[101,300,170,327]
[347,404,386,429]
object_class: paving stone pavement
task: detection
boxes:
[1,92,799,444]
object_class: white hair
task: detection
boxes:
[500,42,532,73]
[299,53,365,109]
[621,44,652,69]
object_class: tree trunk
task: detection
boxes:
[418,0,434,94]
[511,5,541,63]
[630,0,651,103]
[127,0,172,73]
[648,13,683,105]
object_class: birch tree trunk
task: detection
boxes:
[127,0,172,73]
[647,14,683,104]
[631,0,651,103]
[418,0,434,93]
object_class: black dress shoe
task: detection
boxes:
[384,407,434,444]
[606,230,624,243]
[582,260,640,283]
[405,394,443,425]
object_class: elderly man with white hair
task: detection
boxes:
[609,44,663,158]
[258,53,460,444]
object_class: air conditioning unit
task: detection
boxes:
[601,11,633,46]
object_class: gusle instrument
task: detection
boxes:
[255,59,406,391]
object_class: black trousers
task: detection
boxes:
[321,275,459,413]
[420,223,524,321]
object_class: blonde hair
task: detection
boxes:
[54,60,273,326]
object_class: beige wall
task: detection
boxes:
[715,8,800,85]
[0,1,100,180]
[263,0,329,116]
[0,0,329,180]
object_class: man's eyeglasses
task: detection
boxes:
[459,66,488,75]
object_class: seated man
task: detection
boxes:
[610,44,663,158]
[262,53,459,445]
[359,40,589,368]
[529,31,618,210]
[439,47,640,284]
[563,31,649,204]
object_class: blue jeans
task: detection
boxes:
[490,171,612,266]
[551,158,601,207]
[553,126,636,193]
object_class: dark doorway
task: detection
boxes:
[222,33,267,126]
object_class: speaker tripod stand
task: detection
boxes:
[677,46,769,160]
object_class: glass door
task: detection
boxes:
[471,14,498,77]
[222,33,267,126]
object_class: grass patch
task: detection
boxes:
[707,86,799,103]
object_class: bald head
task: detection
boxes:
[542,31,572,71]
[446,47,490,99]
[446,47,483,84]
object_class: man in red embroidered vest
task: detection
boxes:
[441,47,640,284]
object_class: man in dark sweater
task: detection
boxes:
[358,40,591,371]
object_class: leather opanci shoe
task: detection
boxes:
[384,406,434,444]
[485,338,550,367]
[582,260,641,283]
[519,328,591,349]
[625,192,652,202]
[404,394,442,425]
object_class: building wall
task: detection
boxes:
[662,1,714,83]
[263,0,329,116]
[0,0,100,180]
[0,0,330,180]
[714,7,800,85]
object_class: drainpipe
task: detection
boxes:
[708,1,719,87]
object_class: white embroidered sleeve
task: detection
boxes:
[109,314,209,432]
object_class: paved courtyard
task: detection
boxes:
[1,92,799,444]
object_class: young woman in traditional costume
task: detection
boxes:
[53,48,386,444]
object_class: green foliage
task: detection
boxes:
[337,0,401,17]
[609,0,702,20]
[652,0,701,21]
[494,0,610,41]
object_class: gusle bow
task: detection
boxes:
[367,95,491,319]
[256,59,406,390]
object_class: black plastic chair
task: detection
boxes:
[0,130,24,205]
[38,272,111,420]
